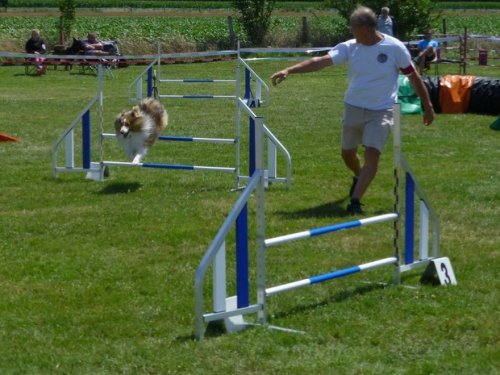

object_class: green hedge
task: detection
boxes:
[4,1,499,10]
[2,1,326,9]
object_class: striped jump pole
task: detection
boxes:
[102,133,236,145]
[159,78,236,84]
[102,160,236,173]
[158,135,235,144]
[158,94,236,100]
[265,257,398,296]
[265,213,398,248]
[157,73,236,99]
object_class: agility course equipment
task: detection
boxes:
[52,50,291,189]
[194,104,455,341]
[0,133,19,142]
[52,64,104,177]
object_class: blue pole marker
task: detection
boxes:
[236,205,250,308]
[157,135,235,144]
[143,163,194,170]
[182,95,215,99]
[249,117,255,176]
[244,68,251,100]
[159,135,194,142]
[405,172,415,264]
[147,67,153,98]
[265,213,398,248]
[265,257,397,296]
[82,110,91,169]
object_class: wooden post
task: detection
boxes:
[228,16,236,49]
[301,16,308,45]
[59,16,65,45]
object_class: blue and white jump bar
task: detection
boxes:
[102,133,235,145]
[157,77,237,99]
[159,78,236,83]
[102,160,235,173]
[265,213,398,248]
[265,257,398,296]
[158,94,236,100]
[158,135,235,144]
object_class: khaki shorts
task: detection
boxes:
[342,103,394,152]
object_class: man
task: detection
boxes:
[82,32,109,56]
[271,6,434,215]
[377,6,396,37]
[415,29,439,74]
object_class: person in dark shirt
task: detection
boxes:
[25,29,47,75]
[82,32,110,56]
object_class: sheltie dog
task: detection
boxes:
[114,98,168,164]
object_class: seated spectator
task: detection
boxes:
[414,29,439,74]
[25,29,47,75]
[82,32,110,56]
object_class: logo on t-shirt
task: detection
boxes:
[377,53,388,63]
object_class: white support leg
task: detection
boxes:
[85,162,105,181]
[267,140,277,180]
[136,79,143,102]
[213,242,227,313]
[419,200,429,260]
[64,130,74,168]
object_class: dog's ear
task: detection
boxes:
[115,110,128,124]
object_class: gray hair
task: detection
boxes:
[350,6,377,29]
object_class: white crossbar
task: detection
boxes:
[265,213,398,247]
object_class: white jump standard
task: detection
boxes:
[194,103,455,341]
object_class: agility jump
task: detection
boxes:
[194,104,455,341]
[52,50,292,189]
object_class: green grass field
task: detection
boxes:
[0,57,499,374]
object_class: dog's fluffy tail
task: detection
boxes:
[139,98,168,130]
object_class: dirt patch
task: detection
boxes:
[0,38,22,52]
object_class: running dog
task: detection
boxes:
[114,98,168,163]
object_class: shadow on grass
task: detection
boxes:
[174,321,232,342]
[97,181,142,195]
[275,197,350,219]
[270,282,390,321]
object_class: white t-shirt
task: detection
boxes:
[377,16,394,36]
[328,34,413,110]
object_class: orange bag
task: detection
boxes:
[439,75,476,113]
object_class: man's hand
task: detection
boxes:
[423,106,434,126]
[271,70,288,86]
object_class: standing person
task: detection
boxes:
[25,29,47,75]
[271,6,434,215]
[415,29,439,74]
[376,6,396,37]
